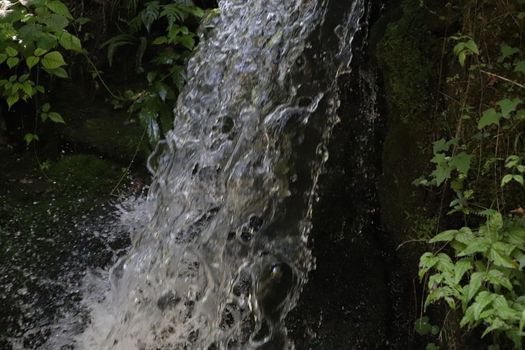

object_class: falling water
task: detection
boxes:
[40,0,369,349]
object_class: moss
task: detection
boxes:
[53,82,149,163]
[376,0,434,125]
[375,0,440,243]
[0,154,124,234]
[47,154,122,194]
[0,152,131,341]
[63,117,149,163]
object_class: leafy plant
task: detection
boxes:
[101,0,205,145]
[420,211,525,348]
[416,16,525,346]
[451,35,480,67]
[0,0,83,143]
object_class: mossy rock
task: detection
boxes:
[52,82,149,164]
[376,0,434,125]
[63,117,149,163]
[375,0,440,243]
[47,154,122,192]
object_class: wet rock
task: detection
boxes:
[53,82,149,164]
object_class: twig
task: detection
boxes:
[109,125,147,196]
[396,239,428,250]
[82,53,122,100]
[480,69,525,89]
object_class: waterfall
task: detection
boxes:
[42,0,369,349]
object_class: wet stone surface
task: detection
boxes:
[0,151,138,349]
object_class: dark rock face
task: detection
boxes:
[0,152,134,349]
[287,2,412,348]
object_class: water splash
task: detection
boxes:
[43,0,368,349]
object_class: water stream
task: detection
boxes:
[16,0,369,348]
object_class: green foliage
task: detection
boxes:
[102,0,204,145]
[502,156,525,188]
[451,35,480,67]
[414,137,474,214]
[419,211,525,347]
[416,5,525,344]
[0,0,82,143]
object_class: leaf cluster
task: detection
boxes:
[0,0,84,143]
[101,0,205,145]
[420,211,525,348]
[416,0,525,346]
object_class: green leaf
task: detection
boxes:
[487,211,503,232]
[489,248,517,269]
[48,111,65,123]
[414,316,432,336]
[22,82,33,97]
[147,71,158,84]
[152,36,168,45]
[41,103,51,113]
[478,108,501,129]
[26,56,39,69]
[101,34,135,67]
[75,17,91,25]
[39,13,69,31]
[46,0,73,19]
[458,51,467,67]
[515,61,525,74]
[426,343,440,350]
[419,252,439,279]
[461,302,476,327]
[429,230,457,243]
[507,227,525,246]
[486,269,513,291]
[436,253,455,274]
[519,309,525,332]
[24,133,39,145]
[18,23,44,42]
[430,154,452,186]
[34,48,48,57]
[141,1,160,31]
[6,57,19,68]
[425,286,455,308]
[433,138,453,153]
[458,238,491,257]
[188,6,205,18]
[41,51,66,69]
[502,174,514,187]
[505,155,521,169]
[0,53,7,64]
[498,98,522,118]
[455,227,475,244]
[6,94,19,109]
[482,318,511,338]
[513,175,524,186]
[464,39,480,55]
[472,291,498,320]
[136,36,147,66]
[454,259,472,285]
[59,32,82,52]
[177,34,195,50]
[46,67,68,78]
[5,47,17,57]
[499,44,520,61]
[450,152,472,175]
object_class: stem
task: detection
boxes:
[82,53,123,100]
[480,69,525,90]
